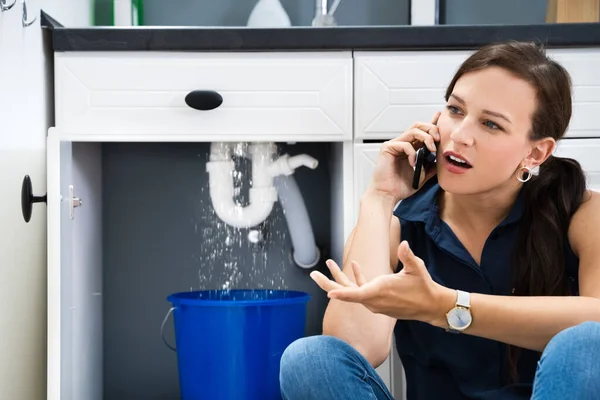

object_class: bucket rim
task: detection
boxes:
[167,289,312,307]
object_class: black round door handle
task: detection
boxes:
[184,90,223,111]
[21,175,47,223]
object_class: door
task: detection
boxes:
[47,132,103,400]
[47,133,73,400]
[353,142,403,396]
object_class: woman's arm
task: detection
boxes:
[430,290,600,352]
[319,191,600,353]
[430,191,600,352]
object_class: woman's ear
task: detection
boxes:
[525,137,556,168]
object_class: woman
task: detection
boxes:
[279,41,600,400]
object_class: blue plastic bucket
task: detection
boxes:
[162,289,311,400]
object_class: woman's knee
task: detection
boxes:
[280,335,344,379]
[279,335,361,396]
[545,321,600,359]
[536,321,600,397]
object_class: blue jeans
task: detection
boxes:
[279,321,600,400]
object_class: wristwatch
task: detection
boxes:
[446,290,472,333]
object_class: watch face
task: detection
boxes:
[447,307,472,330]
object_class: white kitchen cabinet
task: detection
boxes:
[44,45,600,400]
[54,52,353,141]
[49,50,356,400]
[45,130,352,400]
[354,48,600,140]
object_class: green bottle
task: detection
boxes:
[93,0,144,26]
[132,0,144,26]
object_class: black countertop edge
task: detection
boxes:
[40,10,600,52]
[41,10,63,28]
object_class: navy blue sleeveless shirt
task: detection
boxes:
[392,176,579,400]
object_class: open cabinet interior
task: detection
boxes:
[51,140,346,400]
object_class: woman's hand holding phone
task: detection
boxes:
[366,112,441,204]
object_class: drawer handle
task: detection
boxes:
[184,90,223,111]
[21,175,47,223]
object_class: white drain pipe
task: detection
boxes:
[206,142,319,231]
[274,175,320,269]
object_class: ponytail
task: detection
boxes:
[507,154,587,380]
[512,154,587,297]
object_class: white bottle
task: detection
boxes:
[247,0,292,28]
[114,0,132,26]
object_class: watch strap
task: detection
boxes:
[456,290,470,308]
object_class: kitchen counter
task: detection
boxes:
[41,11,600,52]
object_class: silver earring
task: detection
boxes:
[516,166,532,183]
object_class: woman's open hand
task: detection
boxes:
[310,240,454,324]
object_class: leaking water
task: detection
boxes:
[192,144,291,295]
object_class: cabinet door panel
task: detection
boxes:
[47,134,73,400]
[353,142,394,392]
[47,134,103,400]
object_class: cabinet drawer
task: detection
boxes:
[355,49,600,140]
[55,52,352,141]
[354,51,472,140]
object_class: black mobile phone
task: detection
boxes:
[412,146,437,190]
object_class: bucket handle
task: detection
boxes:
[160,307,177,352]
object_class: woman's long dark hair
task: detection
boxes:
[444,41,588,382]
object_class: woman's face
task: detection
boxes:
[436,66,541,195]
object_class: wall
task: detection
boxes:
[141,0,410,26]
[441,0,547,25]
[0,2,90,399]
[101,142,332,399]
[138,0,547,27]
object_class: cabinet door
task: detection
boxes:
[47,133,103,400]
[554,138,600,191]
[353,142,395,393]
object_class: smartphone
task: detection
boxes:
[412,146,437,190]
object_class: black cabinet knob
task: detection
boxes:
[184,90,223,111]
[21,175,47,223]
